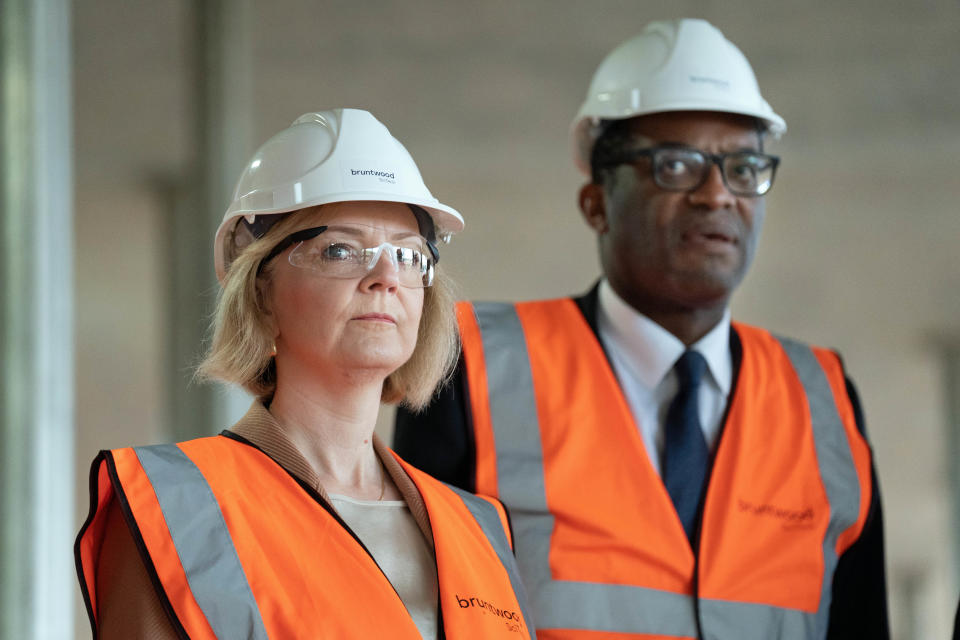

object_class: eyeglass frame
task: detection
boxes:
[257,225,440,282]
[601,145,780,197]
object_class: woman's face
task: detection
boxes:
[265,201,425,385]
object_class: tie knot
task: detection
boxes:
[674,351,707,388]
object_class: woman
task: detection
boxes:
[75,109,533,639]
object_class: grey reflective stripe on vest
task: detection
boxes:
[448,485,536,640]
[471,302,861,640]
[133,445,269,640]
[697,599,817,640]
[774,337,861,639]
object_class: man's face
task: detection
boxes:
[590,111,766,315]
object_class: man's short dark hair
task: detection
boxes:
[589,119,640,186]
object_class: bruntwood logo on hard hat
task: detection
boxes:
[351,168,396,181]
[688,75,731,91]
[341,158,401,190]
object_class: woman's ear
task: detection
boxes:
[578,182,609,233]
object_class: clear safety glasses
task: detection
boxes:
[610,145,780,197]
[260,222,438,288]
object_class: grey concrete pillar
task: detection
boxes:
[166,0,253,442]
[943,344,960,588]
[0,0,75,638]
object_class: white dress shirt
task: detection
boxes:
[596,280,733,476]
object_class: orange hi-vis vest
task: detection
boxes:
[456,299,873,640]
[75,434,534,639]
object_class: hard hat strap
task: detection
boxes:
[241,213,289,241]
[407,205,440,264]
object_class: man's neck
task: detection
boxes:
[605,281,729,346]
[645,306,727,346]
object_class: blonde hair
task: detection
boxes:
[197,208,460,410]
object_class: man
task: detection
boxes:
[396,19,888,639]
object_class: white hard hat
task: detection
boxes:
[570,19,786,175]
[214,108,464,282]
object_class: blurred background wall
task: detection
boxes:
[4,0,960,637]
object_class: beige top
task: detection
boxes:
[95,402,438,639]
[330,495,439,639]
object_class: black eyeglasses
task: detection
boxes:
[605,145,780,197]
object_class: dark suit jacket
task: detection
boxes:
[953,597,959,640]
[395,286,890,639]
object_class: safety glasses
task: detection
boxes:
[259,222,438,288]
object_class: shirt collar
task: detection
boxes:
[597,279,732,394]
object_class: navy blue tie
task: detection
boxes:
[662,350,709,543]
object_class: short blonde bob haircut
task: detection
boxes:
[197,206,460,410]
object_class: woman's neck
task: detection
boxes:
[268,367,389,500]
